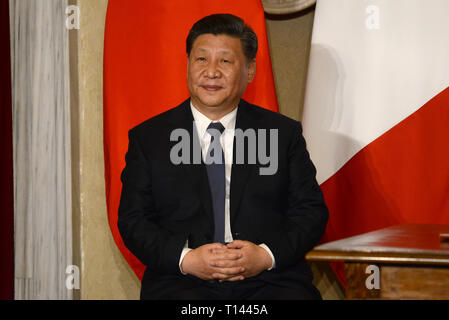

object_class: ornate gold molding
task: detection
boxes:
[262,0,316,14]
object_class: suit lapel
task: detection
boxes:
[167,99,214,227]
[230,100,260,226]
[168,99,262,232]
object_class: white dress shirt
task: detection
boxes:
[178,102,275,274]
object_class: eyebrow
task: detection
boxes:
[195,48,234,55]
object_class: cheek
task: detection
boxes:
[189,68,203,83]
[187,73,198,89]
[223,70,240,85]
[230,71,247,90]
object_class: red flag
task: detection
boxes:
[104,0,278,280]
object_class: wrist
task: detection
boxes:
[259,246,273,271]
[258,244,275,270]
[180,249,194,275]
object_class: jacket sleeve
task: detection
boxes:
[262,122,329,269]
[117,128,186,274]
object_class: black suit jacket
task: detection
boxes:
[118,98,328,296]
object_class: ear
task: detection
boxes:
[247,59,256,83]
[186,54,191,78]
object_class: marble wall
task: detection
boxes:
[10,0,73,299]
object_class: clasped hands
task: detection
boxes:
[181,240,272,282]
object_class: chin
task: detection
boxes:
[197,97,226,109]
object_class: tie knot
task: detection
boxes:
[207,122,225,135]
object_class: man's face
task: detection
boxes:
[187,34,256,113]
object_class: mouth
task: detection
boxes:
[200,85,223,92]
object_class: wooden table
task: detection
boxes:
[306,224,449,299]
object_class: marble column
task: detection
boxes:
[10,0,72,299]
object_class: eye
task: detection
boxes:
[197,57,206,62]
[221,59,230,63]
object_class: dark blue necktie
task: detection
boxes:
[205,122,226,244]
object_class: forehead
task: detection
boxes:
[191,34,243,55]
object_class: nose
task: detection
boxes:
[204,60,221,79]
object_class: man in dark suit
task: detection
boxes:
[118,13,328,300]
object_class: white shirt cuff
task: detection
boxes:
[179,244,192,275]
[259,243,276,270]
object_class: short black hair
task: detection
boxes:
[186,14,258,62]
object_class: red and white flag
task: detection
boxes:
[303,0,449,284]
[103,0,278,280]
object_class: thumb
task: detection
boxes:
[226,240,246,249]
[209,243,226,250]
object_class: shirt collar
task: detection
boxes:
[190,101,238,139]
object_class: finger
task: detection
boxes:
[219,275,245,283]
[210,247,242,256]
[210,248,230,255]
[212,266,245,277]
[208,243,226,251]
[226,240,246,249]
[210,252,242,261]
[210,258,241,268]
[210,247,241,253]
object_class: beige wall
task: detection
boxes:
[265,9,314,121]
[71,1,343,299]
[71,0,140,299]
